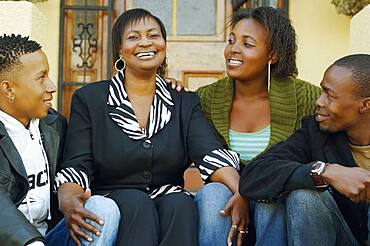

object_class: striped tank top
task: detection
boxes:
[229,125,271,162]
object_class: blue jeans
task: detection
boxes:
[45,195,120,246]
[255,189,365,246]
[195,182,233,246]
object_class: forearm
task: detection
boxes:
[209,166,240,194]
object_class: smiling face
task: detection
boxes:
[315,65,364,134]
[120,17,166,75]
[224,18,272,82]
[8,49,56,126]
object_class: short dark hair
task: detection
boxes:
[112,8,167,77]
[0,34,41,75]
[232,7,298,78]
[333,54,370,98]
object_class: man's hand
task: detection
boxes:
[165,77,188,92]
[323,164,370,203]
[59,187,103,246]
[220,192,249,246]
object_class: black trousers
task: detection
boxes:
[106,189,199,246]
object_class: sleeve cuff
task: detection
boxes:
[54,167,89,190]
[198,149,240,181]
[284,162,316,191]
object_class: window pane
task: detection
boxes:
[64,0,109,7]
[132,0,173,35]
[177,0,216,35]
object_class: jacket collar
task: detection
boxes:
[107,71,174,140]
[211,77,298,148]
[0,115,59,182]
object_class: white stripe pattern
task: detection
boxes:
[54,167,89,190]
[107,71,173,140]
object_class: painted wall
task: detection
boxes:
[0,0,60,109]
[350,4,370,54]
[289,0,351,85]
[34,0,61,108]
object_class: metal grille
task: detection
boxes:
[58,0,114,117]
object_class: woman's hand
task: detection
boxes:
[59,185,103,246]
[220,192,249,246]
[164,77,189,92]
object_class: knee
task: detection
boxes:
[195,182,232,208]
[286,189,322,209]
[164,193,197,213]
[111,189,155,214]
[84,195,120,222]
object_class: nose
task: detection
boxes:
[315,92,325,108]
[45,77,56,93]
[230,41,241,54]
[139,38,152,47]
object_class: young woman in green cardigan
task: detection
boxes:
[193,7,321,246]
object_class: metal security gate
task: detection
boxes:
[58,0,114,118]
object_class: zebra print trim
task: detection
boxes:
[107,72,174,140]
[148,184,192,199]
[199,149,240,180]
[54,167,89,190]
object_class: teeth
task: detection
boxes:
[136,52,155,58]
[229,59,242,65]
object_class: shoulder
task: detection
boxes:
[75,80,109,97]
[196,77,228,96]
[290,77,321,95]
[171,89,200,106]
[44,109,67,128]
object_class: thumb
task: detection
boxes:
[220,200,232,217]
[79,188,92,202]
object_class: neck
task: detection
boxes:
[346,120,370,146]
[0,104,30,127]
[234,76,268,100]
[124,69,156,96]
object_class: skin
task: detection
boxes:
[0,50,56,127]
[59,17,169,245]
[317,65,370,203]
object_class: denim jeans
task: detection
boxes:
[195,182,233,246]
[255,189,366,246]
[44,195,120,246]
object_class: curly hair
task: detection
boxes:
[0,34,41,75]
[232,7,298,78]
[112,8,167,77]
[333,54,370,98]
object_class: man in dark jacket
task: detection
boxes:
[240,54,370,245]
[0,34,119,246]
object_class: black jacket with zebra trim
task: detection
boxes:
[56,73,239,198]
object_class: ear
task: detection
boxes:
[268,50,278,65]
[359,97,370,113]
[0,80,14,99]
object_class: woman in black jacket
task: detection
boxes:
[56,8,240,246]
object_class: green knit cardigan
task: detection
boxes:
[196,76,321,162]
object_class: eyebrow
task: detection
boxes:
[127,27,160,34]
[229,32,257,42]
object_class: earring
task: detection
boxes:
[115,56,126,72]
[267,61,271,92]
[8,96,14,104]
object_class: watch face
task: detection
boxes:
[312,162,325,173]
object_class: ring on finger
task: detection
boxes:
[231,225,237,229]
[238,230,248,234]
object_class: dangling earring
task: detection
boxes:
[267,61,271,92]
[8,96,14,104]
[115,56,126,72]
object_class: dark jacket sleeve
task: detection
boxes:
[185,92,239,181]
[0,187,43,246]
[239,116,318,201]
[55,90,94,189]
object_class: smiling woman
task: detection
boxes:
[55,8,240,246]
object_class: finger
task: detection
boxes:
[221,200,233,217]
[76,207,104,226]
[184,87,189,92]
[71,224,93,243]
[176,85,182,92]
[237,231,245,246]
[69,229,82,246]
[79,188,92,202]
[227,226,237,246]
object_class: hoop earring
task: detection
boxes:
[267,61,271,92]
[115,57,126,72]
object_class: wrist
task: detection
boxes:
[310,161,329,188]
